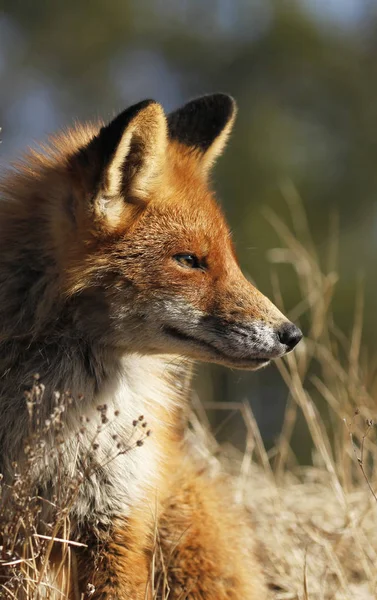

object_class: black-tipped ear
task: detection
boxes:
[72,100,167,226]
[167,94,236,172]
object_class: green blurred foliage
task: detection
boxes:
[0,0,376,455]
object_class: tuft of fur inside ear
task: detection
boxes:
[72,100,167,228]
[167,93,237,174]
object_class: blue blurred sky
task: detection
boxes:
[304,0,369,28]
[0,0,372,161]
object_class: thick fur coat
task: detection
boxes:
[0,94,301,598]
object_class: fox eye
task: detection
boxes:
[174,253,201,269]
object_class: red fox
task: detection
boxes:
[0,94,301,599]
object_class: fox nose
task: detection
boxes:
[276,321,302,351]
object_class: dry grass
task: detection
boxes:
[1,185,377,598]
[194,184,377,599]
[0,387,148,599]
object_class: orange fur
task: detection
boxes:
[0,95,301,598]
[157,460,267,600]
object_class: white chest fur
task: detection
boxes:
[46,354,184,527]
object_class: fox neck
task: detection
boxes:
[65,352,191,527]
[0,340,192,527]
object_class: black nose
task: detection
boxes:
[277,322,302,351]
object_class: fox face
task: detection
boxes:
[51,95,301,370]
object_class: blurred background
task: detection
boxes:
[1,0,376,461]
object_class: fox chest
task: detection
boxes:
[49,373,163,527]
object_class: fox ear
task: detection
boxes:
[167,94,236,174]
[72,100,167,226]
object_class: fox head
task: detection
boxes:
[9,94,302,370]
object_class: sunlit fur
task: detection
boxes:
[0,95,297,598]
